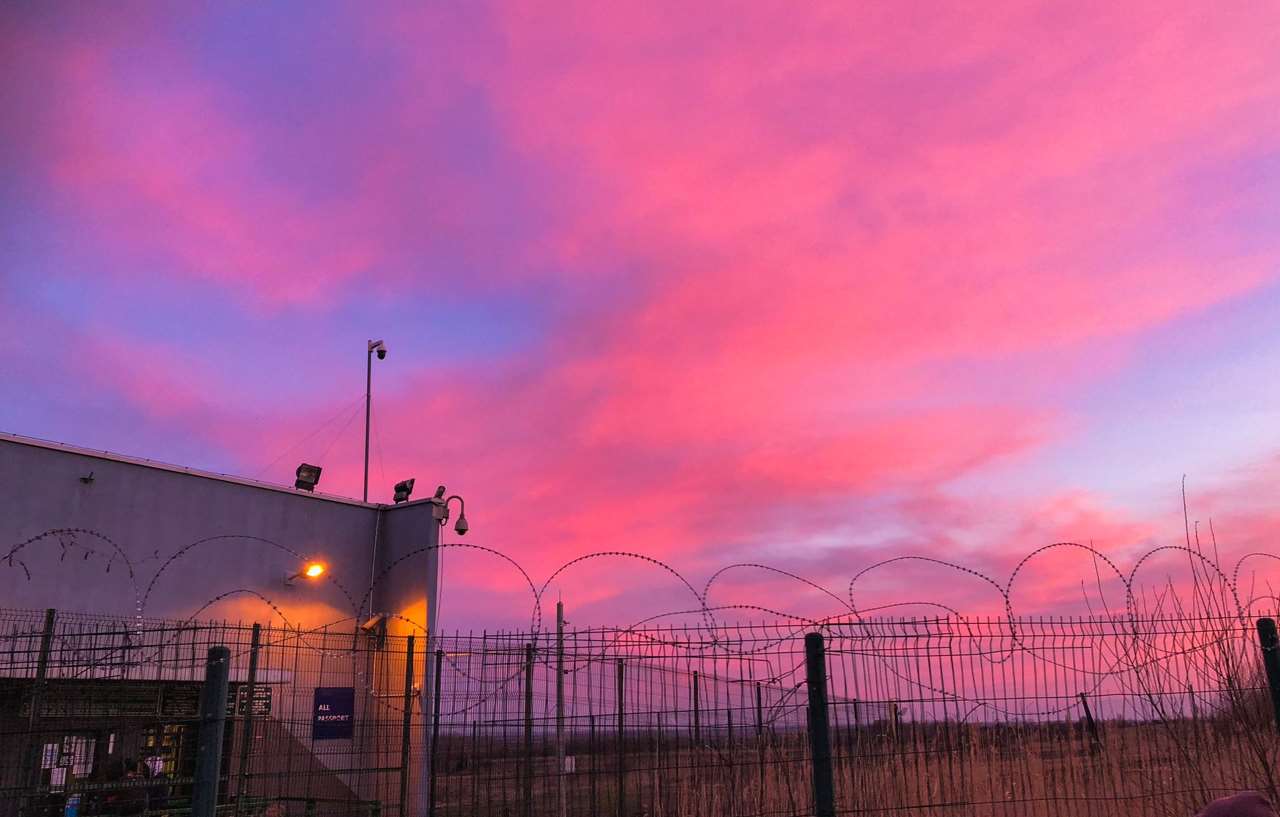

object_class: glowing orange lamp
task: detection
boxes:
[286,561,328,584]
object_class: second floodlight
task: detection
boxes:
[393,478,415,504]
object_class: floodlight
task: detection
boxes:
[393,478,416,504]
[295,463,322,491]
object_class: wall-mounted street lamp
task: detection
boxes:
[285,560,327,585]
[428,485,468,536]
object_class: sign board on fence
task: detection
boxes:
[312,687,355,740]
[227,684,273,717]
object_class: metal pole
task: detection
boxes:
[428,649,443,817]
[399,635,416,817]
[804,632,835,817]
[23,609,56,800]
[556,602,567,817]
[28,609,55,728]
[1078,692,1101,751]
[470,721,479,815]
[589,714,598,817]
[234,623,262,815]
[364,347,372,502]
[419,520,442,817]
[1256,618,1280,732]
[852,698,861,756]
[193,646,232,817]
[755,682,765,795]
[616,659,625,817]
[523,643,535,817]
[692,671,701,745]
[755,683,763,738]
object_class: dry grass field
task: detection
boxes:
[427,712,1280,816]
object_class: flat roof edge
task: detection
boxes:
[0,430,384,509]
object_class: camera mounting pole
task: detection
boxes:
[364,339,387,503]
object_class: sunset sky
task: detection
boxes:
[4,3,1280,626]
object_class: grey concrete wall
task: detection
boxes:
[374,499,439,637]
[0,435,439,633]
[1,435,446,816]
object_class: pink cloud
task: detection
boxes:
[7,2,1280,628]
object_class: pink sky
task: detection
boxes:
[3,2,1280,627]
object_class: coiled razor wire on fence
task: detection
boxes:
[4,524,1277,723]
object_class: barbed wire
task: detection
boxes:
[4,524,1276,721]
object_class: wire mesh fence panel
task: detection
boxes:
[427,624,818,817]
[3,607,1278,817]
[821,615,1278,817]
[0,608,421,817]
[426,615,1280,817]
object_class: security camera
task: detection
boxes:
[376,348,386,360]
[361,613,388,649]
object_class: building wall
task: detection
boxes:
[1,434,444,816]
[0,434,438,631]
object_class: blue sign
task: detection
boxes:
[312,687,355,740]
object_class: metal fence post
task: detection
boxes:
[234,623,261,815]
[193,645,232,817]
[556,603,566,817]
[399,635,416,817]
[429,649,443,817]
[616,659,626,817]
[470,721,480,815]
[523,643,535,817]
[804,632,835,817]
[22,608,56,802]
[756,681,766,793]
[27,609,55,728]
[692,670,701,745]
[850,698,861,758]
[589,714,598,817]
[1078,692,1101,751]
[1255,618,1280,732]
